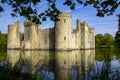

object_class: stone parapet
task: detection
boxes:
[24,21,33,27]
[58,12,71,17]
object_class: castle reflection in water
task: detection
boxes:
[7,50,95,80]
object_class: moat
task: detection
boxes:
[0,48,120,80]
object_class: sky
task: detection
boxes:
[0,0,120,37]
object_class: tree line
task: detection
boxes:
[0,31,7,48]
[95,33,116,48]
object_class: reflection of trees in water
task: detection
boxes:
[98,51,111,80]
[92,60,120,79]
[95,48,120,61]
[92,48,120,80]
[0,48,7,62]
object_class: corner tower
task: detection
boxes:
[55,12,71,50]
[7,21,21,49]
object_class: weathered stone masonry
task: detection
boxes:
[7,12,95,50]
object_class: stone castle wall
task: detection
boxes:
[42,28,55,49]
[7,12,95,50]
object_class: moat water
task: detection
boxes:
[0,48,120,80]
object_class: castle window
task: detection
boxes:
[64,36,66,40]
[45,37,47,43]
[64,60,66,64]
[64,19,66,22]
[76,61,78,64]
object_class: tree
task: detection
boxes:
[104,33,114,47]
[0,0,120,24]
[0,32,7,48]
[115,32,120,46]
[95,33,114,47]
[95,34,105,47]
[115,15,120,47]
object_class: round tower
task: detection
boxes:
[7,24,17,48]
[55,12,71,50]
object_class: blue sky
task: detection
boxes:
[0,0,120,36]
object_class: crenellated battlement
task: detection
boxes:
[89,28,94,33]
[16,20,21,23]
[8,24,14,27]
[24,21,34,27]
[41,27,54,32]
[58,12,71,17]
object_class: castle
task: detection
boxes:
[7,12,95,50]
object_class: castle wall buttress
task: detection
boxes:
[38,29,45,49]
[76,19,81,49]
[42,29,50,49]
[49,28,55,49]
[89,28,95,49]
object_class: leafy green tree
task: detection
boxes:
[95,34,104,47]
[115,31,120,48]
[95,33,114,47]
[0,0,120,23]
[0,32,7,48]
[104,33,114,47]
[115,15,120,48]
